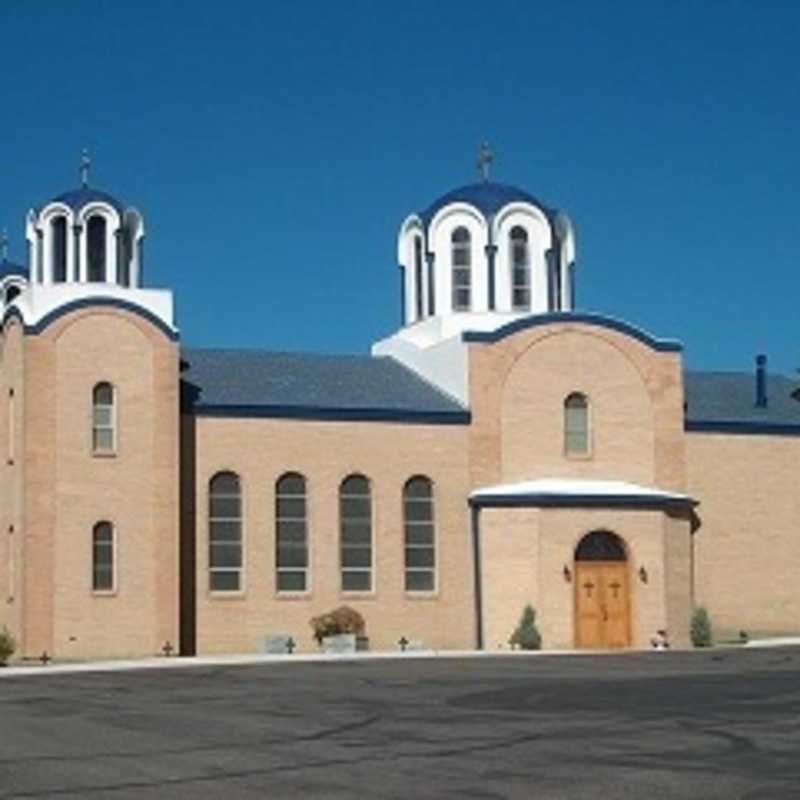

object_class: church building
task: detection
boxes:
[1,153,798,660]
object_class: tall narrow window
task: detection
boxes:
[451,227,471,311]
[340,475,372,592]
[275,472,308,592]
[51,217,68,283]
[92,383,116,455]
[403,476,435,592]
[564,393,589,455]
[510,226,530,310]
[87,215,107,282]
[92,521,114,592]
[209,472,242,591]
[414,236,424,321]
[7,388,14,465]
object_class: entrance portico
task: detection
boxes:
[469,479,697,651]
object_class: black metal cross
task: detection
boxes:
[398,636,409,652]
[40,651,51,665]
[286,637,295,655]
[161,641,174,657]
[477,142,493,182]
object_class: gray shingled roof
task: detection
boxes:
[180,348,467,420]
[179,349,800,428]
[684,371,800,427]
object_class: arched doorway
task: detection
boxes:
[574,531,631,649]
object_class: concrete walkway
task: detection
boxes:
[2,636,798,678]
[0,647,595,678]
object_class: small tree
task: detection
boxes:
[509,604,542,650]
[310,606,365,645]
[0,627,16,666]
[691,606,713,648]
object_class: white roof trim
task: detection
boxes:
[470,478,695,506]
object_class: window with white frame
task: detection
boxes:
[92,382,116,455]
[339,474,372,592]
[209,471,242,591]
[51,217,68,283]
[414,236,424,320]
[92,521,114,592]
[275,472,308,592]
[564,392,590,455]
[403,476,435,592]
[451,227,471,311]
[87,215,107,282]
[510,225,530,310]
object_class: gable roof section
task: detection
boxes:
[684,370,800,434]
[180,348,469,424]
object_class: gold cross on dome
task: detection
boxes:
[477,141,493,182]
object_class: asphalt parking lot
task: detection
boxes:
[1,648,799,799]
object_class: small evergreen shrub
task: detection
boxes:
[691,606,713,648]
[509,604,542,650]
[310,606,365,645]
[0,627,16,666]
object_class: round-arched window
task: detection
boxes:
[575,531,627,561]
[87,216,107,282]
[510,225,530,310]
[451,227,471,311]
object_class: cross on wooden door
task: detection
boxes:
[609,581,621,599]
[582,580,595,598]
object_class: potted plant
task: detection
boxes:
[310,606,367,653]
[0,627,16,666]
[509,604,542,650]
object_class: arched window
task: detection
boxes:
[209,472,242,591]
[564,393,589,456]
[414,236,424,321]
[92,521,115,592]
[92,382,116,455]
[575,530,626,561]
[403,476,435,592]
[510,226,530,311]
[451,227,471,311]
[87,215,107,282]
[340,474,372,592]
[51,217,68,283]
[5,286,20,305]
[275,472,308,592]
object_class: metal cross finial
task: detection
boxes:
[0,229,7,262]
[477,141,494,182]
[80,149,91,188]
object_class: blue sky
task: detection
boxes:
[2,1,799,375]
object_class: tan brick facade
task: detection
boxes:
[687,432,800,639]
[2,305,798,659]
[1,307,179,659]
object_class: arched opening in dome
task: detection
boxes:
[510,225,530,311]
[413,235,424,321]
[451,226,471,311]
[5,285,21,305]
[87,215,107,282]
[51,216,68,283]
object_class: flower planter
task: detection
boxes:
[321,633,357,654]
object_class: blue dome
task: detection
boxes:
[0,258,28,280]
[420,181,555,226]
[51,187,125,213]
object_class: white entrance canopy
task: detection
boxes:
[469,479,697,508]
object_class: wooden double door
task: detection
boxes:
[575,561,631,649]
